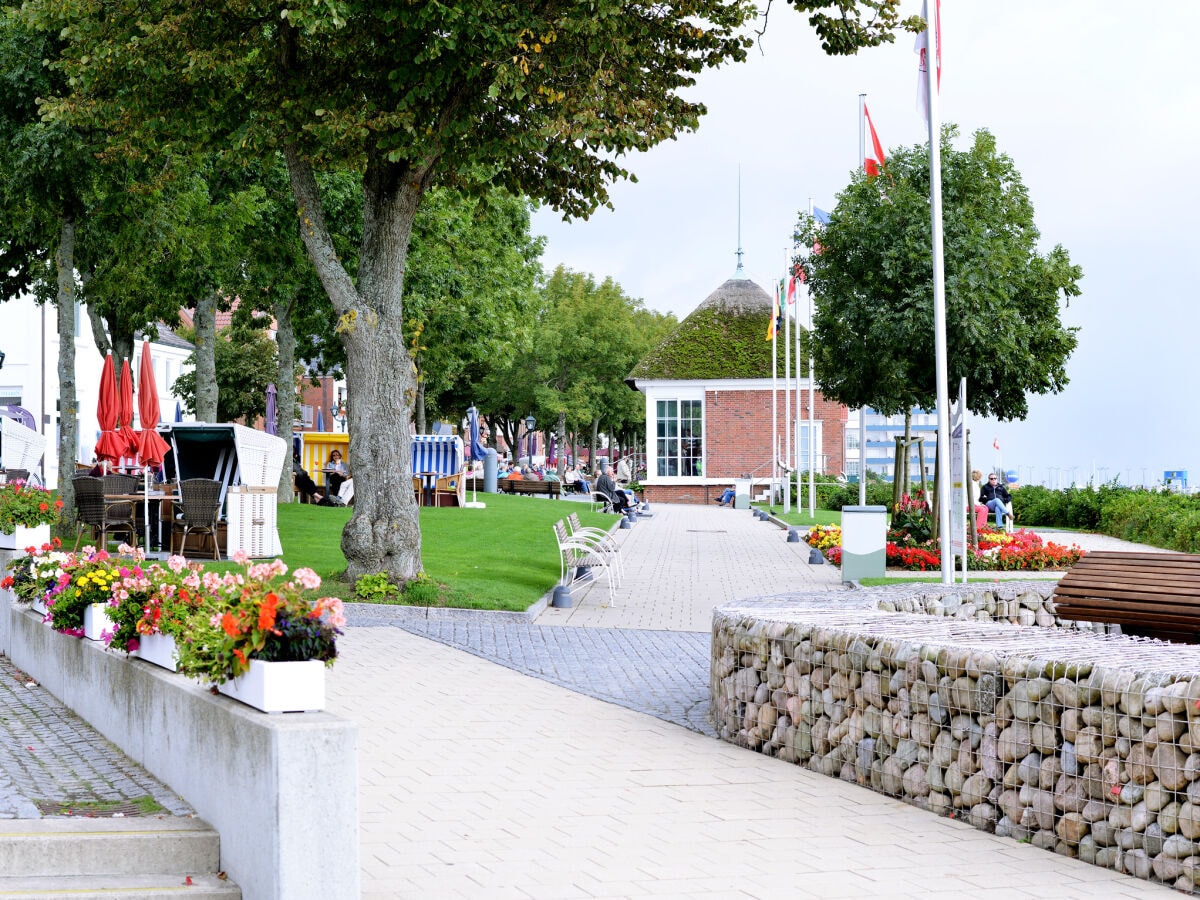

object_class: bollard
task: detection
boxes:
[786,527,801,543]
[619,515,633,529]
[809,548,825,565]
[550,584,573,608]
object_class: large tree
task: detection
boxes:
[24,1,761,581]
[794,126,1082,423]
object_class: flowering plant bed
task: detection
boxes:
[805,523,1084,572]
[0,480,63,532]
[3,537,67,605]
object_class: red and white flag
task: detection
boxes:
[863,103,885,177]
[915,0,942,125]
[993,437,1000,451]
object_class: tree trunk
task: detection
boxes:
[589,418,599,472]
[55,218,79,521]
[273,295,297,503]
[193,291,219,422]
[284,141,424,583]
[556,411,567,479]
[413,357,426,434]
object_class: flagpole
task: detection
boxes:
[922,0,953,584]
[805,202,816,518]
[771,281,778,510]
[783,260,791,515]
[857,94,867,507]
[794,240,803,516]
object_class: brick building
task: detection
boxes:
[626,273,849,505]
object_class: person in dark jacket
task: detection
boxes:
[978,472,1012,528]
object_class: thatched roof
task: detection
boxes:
[628,276,802,382]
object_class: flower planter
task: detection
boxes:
[31,596,48,618]
[217,659,326,714]
[83,603,115,642]
[135,632,179,672]
[0,524,50,553]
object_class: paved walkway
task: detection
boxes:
[0,506,1180,897]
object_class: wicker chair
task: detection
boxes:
[72,475,138,550]
[170,478,223,559]
[2,468,30,483]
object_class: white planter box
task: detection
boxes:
[0,524,50,553]
[31,596,48,618]
[217,659,326,714]
[135,632,179,671]
[83,603,115,642]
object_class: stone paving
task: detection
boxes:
[0,652,192,819]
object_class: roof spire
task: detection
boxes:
[734,166,745,277]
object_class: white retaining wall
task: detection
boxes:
[4,602,359,900]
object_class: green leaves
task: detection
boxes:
[796,126,1082,421]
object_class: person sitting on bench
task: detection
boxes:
[715,486,736,506]
[978,472,1013,528]
[595,462,631,513]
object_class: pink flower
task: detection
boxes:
[294,568,322,590]
[167,555,188,573]
[232,550,249,565]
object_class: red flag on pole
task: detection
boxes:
[863,104,885,177]
[993,437,1000,451]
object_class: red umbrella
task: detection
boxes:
[94,353,125,463]
[136,341,170,466]
[117,357,139,460]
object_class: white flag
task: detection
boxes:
[915,0,941,124]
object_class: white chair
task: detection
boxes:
[566,512,623,586]
[553,519,616,606]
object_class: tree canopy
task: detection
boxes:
[794,126,1082,422]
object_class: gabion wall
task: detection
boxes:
[712,584,1200,893]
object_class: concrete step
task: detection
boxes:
[0,872,239,899]
[0,817,220,878]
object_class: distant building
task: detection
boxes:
[626,273,848,505]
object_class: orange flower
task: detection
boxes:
[220,612,239,637]
[38,502,49,512]
[258,592,279,630]
[55,499,64,509]
[233,648,246,666]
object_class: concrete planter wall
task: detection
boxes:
[5,603,359,900]
[713,584,1200,894]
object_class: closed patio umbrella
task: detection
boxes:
[135,342,171,549]
[94,353,124,465]
[265,383,277,436]
[117,357,139,464]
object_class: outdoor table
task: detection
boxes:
[105,491,169,550]
[415,472,439,507]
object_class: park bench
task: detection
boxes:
[505,479,561,499]
[1051,551,1200,643]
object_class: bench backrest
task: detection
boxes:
[1053,551,1200,642]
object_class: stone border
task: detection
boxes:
[712,583,1200,893]
[5,603,358,900]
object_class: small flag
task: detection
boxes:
[812,207,831,225]
[766,282,781,341]
[915,0,942,124]
[786,271,798,304]
[993,437,1000,451]
[863,104,885,177]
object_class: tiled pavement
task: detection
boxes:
[1,503,1180,896]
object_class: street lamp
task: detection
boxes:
[524,415,536,463]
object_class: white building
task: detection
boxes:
[0,294,194,487]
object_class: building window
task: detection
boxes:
[845,428,859,451]
[655,399,703,477]
[797,422,824,473]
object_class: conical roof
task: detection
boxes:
[628,276,796,381]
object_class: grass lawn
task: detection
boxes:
[752,505,842,527]
[237,494,613,612]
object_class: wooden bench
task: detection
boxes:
[1052,551,1200,643]
[504,479,561,499]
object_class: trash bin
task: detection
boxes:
[840,505,887,582]
[733,479,751,510]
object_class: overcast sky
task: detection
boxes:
[531,2,1200,489]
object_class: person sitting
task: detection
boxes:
[978,472,1014,529]
[715,486,736,506]
[595,462,633,513]
[293,455,340,505]
[616,456,633,486]
[322,449,350,498]
[506,465,524,481]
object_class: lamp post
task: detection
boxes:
[524,415,535,464]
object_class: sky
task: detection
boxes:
[531,1,1200,490]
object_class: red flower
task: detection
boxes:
[38,502,49,512]
[220,613,239,638]
[258,592,279,630]
[55,499,64,509]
